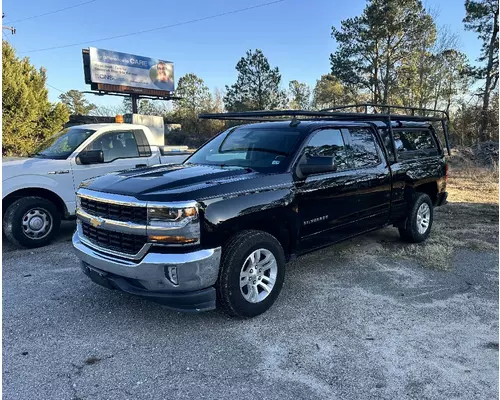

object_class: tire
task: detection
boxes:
[398,193,433,243]
[3,196,61,248]
[216,230,286,318]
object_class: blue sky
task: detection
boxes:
[3,0,481,107]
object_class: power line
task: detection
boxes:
[2,25,16,34]
[2,31,12,43]
[2,12,16,34]
[2,32,65,93]
[3,31,17,53]
[20,0,285,54]
[2,32,66,93]
[3,1,96,24]
[47,83,65,93]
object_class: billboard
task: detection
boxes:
[87,47,174,94]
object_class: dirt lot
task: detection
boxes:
[352,164,499,270]
[2,165,498,400]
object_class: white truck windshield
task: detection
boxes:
[33,128,96,159]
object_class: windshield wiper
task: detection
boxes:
[32,153,47,158]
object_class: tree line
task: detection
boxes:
[2,0,498,155]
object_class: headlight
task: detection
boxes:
[147,202,200,245]
[147,207,197,227]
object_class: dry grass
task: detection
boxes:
[447,164,499,204]
[390,202,498,270]
[395,164,498,269]
[333,164,499,270]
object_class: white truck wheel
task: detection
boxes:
[3,196,61,248]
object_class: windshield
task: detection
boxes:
[185,126,302,172]
[33,128,96,159]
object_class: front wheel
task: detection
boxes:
[398,193,433,243]
[216,230,285,318]
[3,196,61,248]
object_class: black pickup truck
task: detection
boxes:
[72,105,449,318]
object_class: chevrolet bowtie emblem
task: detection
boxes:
[89,216,104,228]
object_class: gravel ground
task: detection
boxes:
[3,221,498,400]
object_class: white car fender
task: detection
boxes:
[2,174,75,215]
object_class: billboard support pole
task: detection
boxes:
[131,94,139,113]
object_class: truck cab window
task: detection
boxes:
[87,131,140,162]
[134,129,152,157]
[303,129,349,171]
[348,128,380,168]
[395,130,436,152]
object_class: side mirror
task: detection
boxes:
[78,150,104,165]
[299,156,337,176]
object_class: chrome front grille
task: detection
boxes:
[81,222,147,255]
[77,189,149,258]
[80,197,147,224]
[76,188,200,258]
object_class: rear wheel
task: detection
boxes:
[3,197,61,248]
[398,193,433,243]
[216,230,285,318]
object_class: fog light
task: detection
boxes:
[166,266,178,285]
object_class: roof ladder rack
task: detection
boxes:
[198,104,451,155]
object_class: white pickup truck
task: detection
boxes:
[2,115,191,248]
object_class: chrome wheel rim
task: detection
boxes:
[416,203,431,234]
[22,208,52,240]
[240,248,278,303]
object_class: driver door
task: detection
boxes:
[294,128,364,253]
[70,129,156,190]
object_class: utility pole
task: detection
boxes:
[2,13,16,35]
[131,94,139,113]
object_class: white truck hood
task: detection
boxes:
[3,157,29,162]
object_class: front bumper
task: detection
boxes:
[73,232,221,311]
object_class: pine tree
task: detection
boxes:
[224,49,287,111]
[2,41,69,156]
[463,0,499,141]
[58,90,96,115]
[330,0,435,104]
[312,74,361,109]
[288,80,311,110]
[165,73,224,143]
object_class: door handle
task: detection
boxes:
[135,164,147,168]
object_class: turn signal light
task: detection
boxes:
[148,235,198,244]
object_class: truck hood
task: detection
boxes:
[85,163,291,202]
[3,157,30,162]
[2,157,69,181]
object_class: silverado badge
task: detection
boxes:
[303,215,329,225]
